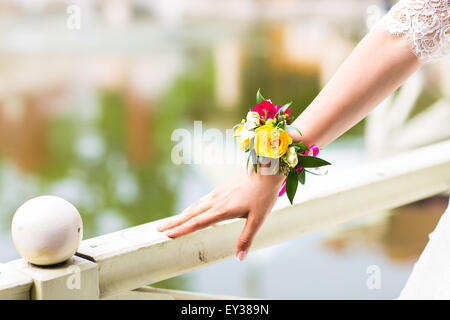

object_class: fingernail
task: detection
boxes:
[236,251,247,262]
[164,230,175,237]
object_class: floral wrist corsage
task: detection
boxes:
[233,90,331,204]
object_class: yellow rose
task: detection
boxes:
[235,125,250,151]
[254,125,292,158]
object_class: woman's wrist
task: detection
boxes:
[234,91,331,204]
[246,165,285,189]
[287,128,316,149]
[288,130,302,144]
[244,129,319,191]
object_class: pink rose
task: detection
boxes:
[251,100,278,120]
[251,100,292,121]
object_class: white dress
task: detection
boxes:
[383,0,449,62]
[382,0,449,299]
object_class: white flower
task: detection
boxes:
[244,111,260,130]
[233,111,259,145]
[240,128,255,140]
[233,126,255,140]
[285,147,298,168]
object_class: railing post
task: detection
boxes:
[5,256,99,300]
[0,263,33,300]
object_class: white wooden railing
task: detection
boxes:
[1,139,450,300]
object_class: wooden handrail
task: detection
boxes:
[1,140,450,299]
[76,139,450,298]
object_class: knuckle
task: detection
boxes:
[184,211,196,220]
[209,206,226,220]
[216,210,227,219]
[209,205,221,215]
[215,201,233,215]
[190,218,201,228]
[217,207,232,219]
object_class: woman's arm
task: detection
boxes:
[289,25,420,148]
[158,0,450,260]
[294,0,450,147]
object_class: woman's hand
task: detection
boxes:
[157,168,285,261]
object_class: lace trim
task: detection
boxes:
[383,0,449,62]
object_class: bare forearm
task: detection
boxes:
[290,26,421,147]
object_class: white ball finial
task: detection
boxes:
[11,196,83,266]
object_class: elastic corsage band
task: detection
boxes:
[233,90,331,204]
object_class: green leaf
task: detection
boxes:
[293,142,309,152]
[246,153,251,172]
[249,150,258,173]
[283,101,293,108]
[285,125,302,136]
[277,102,292,115]
[298,169,305,185]
[286,169,299,205]
[256,89,265,104]
[297,155,331,168]
[305,169,328,176]
[245,138,254,152]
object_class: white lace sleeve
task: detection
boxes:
[383,0,449,62]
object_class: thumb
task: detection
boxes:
[236,213,265,261]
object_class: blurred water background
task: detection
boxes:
[0,0,449,299]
